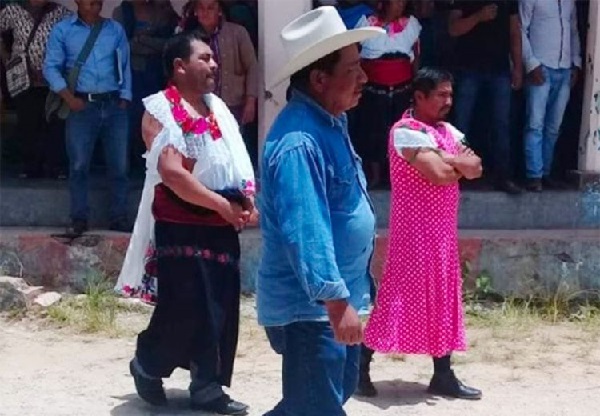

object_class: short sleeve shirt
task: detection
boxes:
[451,0,518,73]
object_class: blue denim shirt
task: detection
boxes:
[43,15,132,100]
[257,90,376,327]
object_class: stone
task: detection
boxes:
[33,292,62,308]
[0,276,28,311]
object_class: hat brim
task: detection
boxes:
[268,27,385,90]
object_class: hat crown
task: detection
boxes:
[281,6,348,60]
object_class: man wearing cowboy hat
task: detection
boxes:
[256,6,384,415]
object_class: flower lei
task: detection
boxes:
[164,84,222,140]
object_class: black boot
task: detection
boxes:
[355,344,377,397]
[191,394,249,415]
[428,370,482,400]
[129,359,167,406]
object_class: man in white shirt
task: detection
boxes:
[520,0,581,192]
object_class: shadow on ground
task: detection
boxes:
[352,380,451,410]
[111,390,212,416]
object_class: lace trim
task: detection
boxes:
[142,92,189,158]
[393,127,437,158]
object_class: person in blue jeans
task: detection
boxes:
[257,7,383,416]
[44,0,132,235]
[449,0,524,194]
[520,0,581,192]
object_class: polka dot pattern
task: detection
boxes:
[364,118,467,358]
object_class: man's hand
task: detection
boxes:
[527,65,545,86]
[511,66,523,90]
[218,200,250,231]
[326,300,363,345]
[442,153,482,180]
[477,4,498,23]
[571,67,580,88]
[119,99,129,110]
[66,96,86,112]
[242,196,259,227]
[241,97,257,125]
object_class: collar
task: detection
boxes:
[70,13,104,27]
[289,89,348,130]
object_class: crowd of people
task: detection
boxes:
[316,0,583,194]
[0,0,257,234]
[0,0,586,234]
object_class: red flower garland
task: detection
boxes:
[164,85,222,140]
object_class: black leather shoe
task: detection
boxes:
[542,176,568,190]
[525,178,543,193]
[356,374,378,397]
[191,394,249,415]
[355,346,377,397]
[66,220,88,237]
[129,360,167,407]
[109,219,132,233]
[495,180,523,195]
[428,370,482,400]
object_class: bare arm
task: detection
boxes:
[509,15,523,76]
[444,145,483,180]
[401,148,462,185]
[448,9,481,37]
[140,111,249,228]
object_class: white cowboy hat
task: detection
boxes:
[269,6,385,89]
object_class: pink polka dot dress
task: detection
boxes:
[364,116,467,358]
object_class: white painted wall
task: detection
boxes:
[579,0,600,173]
[257,0,312,165]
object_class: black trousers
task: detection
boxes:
[135,222,241,388]
[13,87,66,176]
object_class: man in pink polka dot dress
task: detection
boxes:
[364,68,483,400]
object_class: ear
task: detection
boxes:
[414,90,426,104]
[308,69,329,94]
[173,58,186,76]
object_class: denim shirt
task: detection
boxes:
[43,15,132,100]
[257,90,376,327]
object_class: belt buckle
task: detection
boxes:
[87,93,95,102]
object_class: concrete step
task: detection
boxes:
[1,176,599,229]
[0,228,598,297]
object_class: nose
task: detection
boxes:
[358,65,368,85]
[210,58,218,72]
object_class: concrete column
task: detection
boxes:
[578,0,600,173]
[258,0,313,166]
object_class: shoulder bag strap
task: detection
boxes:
[66,19,104,91]
[23,11,46,53]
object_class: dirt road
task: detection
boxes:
[1,300,599,416]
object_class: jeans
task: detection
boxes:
[264,322,360,416]
[65,98,129,222]
[524,66,572,179]
[453,70,513,179]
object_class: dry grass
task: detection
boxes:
[44,272,150,336]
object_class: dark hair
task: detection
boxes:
[163,31,207,79]
[376,0,412,20]
[181,0,228,32]
[411,67,453,98]
[287,49,343,98]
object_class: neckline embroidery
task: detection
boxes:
[164,85,222,140]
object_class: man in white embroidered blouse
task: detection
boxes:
[363,68,483,400]
[123,32,257,415]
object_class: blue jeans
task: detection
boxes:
[453,70,512,179]
[65,99,129,222]
[264,322,360,416]
[524,66,572,179]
